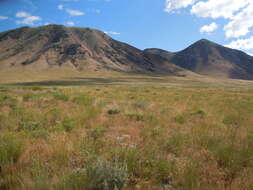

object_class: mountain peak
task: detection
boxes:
[170,39,253,80]
[198,39,211,43]
[190,39,219,48]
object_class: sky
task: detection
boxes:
[0,0,253,55]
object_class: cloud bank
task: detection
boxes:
[165,0,253,54]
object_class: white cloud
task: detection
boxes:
[164,0,253,54]
[190,0,253,39]
[66,21,75,26]
[66,9,84,16]
[225,36,253,51]
[200,22,218,34]
[224,3,253,38]
[104,31,121,35]
[16,16,41,25]
[163,0,253,55]
[164,0,253,39]
[191,0,250,19]
[16,11,30,18]
[16,11,41,25]
[165,0,197,12]
[57,5,84,16]
[0,16,8,20]
[58,4,64,10]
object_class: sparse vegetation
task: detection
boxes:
[0,75,253,190]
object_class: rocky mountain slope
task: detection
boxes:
[145,39,253,80]
[0,25,187,76]
[1,25,253,80]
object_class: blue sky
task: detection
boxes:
[0,0,253,55]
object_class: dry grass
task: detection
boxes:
[0,71,253,189]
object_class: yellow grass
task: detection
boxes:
[0,70,253,189]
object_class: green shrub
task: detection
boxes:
[49,120,75,133]
[18,121,41,131]
[30,129,49,139]
[107,109,120,115]
[84,159,128,190]
[62,119,75,132]
[23,93,44,101]
[192,109,206,115]
[174,114,185,124]
[126,113,153,121]
[0,134,23,165]
[223,114,240,126]
[52,92,69,101]
[59,159,128,190]
[30,86,43,91]
[50,125,65,133]
[0,95,12,103]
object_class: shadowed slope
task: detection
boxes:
[145,39,253,80]
[0,25,188,76]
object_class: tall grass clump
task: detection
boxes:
[0,134,23,165]
[57,159,128,190]
[72,95,93,106]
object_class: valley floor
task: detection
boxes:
[1,71,253,190]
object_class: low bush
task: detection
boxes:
[174,114,185,124]
[52,92,69,102]
[62,119,75,132]
[107,109,120,115]
[126,113,153,121]
[192,109,206,115]
[18,121,41,131]
[30,129,49,139]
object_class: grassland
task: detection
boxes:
[1,71,253,190]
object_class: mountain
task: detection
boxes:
[145,39,253,80]
[1,25,253,80]
[0,25,187,76]
[144,48,174,60]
